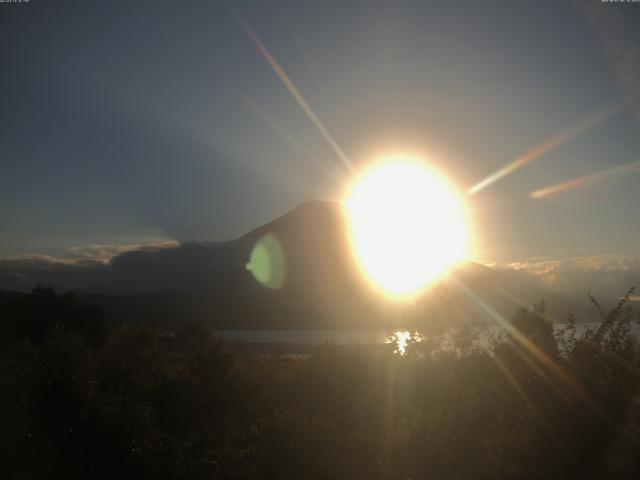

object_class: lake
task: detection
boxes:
[215,323,640,345]
[214,329,390,345]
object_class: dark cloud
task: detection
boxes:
[0,254,107,293]
[2,243,639,305]
[0,241,185,293]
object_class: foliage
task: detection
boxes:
[1,287,640,478]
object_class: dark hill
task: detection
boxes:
[0,201,592,330]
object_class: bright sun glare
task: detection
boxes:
[345,157,468,299]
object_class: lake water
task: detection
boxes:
[214,329,390,345]
[215,323,640,346]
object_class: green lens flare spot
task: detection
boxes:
[246,233,286,289]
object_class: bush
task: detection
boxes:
[1,287,640,479]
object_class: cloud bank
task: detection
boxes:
[1,239,638,304]
[0,241,180,293]
[493,255,640,299]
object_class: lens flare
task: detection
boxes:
[232,9,354,174]
[531,160,640,199]
[345,157,469,299]
[468,100,623,195]
[246,234,286,289]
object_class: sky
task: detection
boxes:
[1,0,640,294]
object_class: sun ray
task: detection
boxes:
[382,358,396,479]
[449,275,605,417]
[468,100,624,195]
[231,9,354,174]
[489,350,568,451]
[454,277,636,438]
[244,98,346,184]
[531,160,640,199]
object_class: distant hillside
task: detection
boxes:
[0,202,600,330]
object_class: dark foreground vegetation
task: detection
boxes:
[1,287,640,479]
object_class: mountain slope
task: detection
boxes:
[0,201,591,329]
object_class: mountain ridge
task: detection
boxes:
[0,201,597,329]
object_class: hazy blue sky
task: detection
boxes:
[1,0,639,265]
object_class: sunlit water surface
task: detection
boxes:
[215,323,640,355]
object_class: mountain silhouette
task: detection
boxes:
[0,201,590,330]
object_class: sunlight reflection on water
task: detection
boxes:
[214,323,640,352]
[387,330,424,356]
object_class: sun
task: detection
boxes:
[344,156,468,299]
